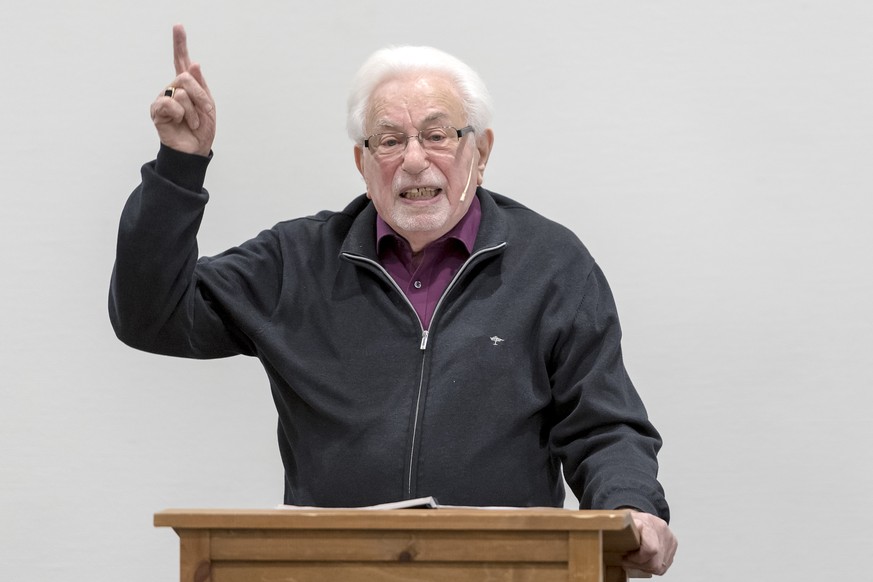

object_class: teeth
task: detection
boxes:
[403,188,438,200]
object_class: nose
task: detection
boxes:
[400,137,430,174]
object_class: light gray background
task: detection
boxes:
[2,1,871,580]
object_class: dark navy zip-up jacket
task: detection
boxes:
[109,146,670,521]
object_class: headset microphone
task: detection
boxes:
[459,154,476,203]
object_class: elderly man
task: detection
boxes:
[110,25,677,575]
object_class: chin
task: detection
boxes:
[392,207,452,234]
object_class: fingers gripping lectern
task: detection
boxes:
[154,507,646,582]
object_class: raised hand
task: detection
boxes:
[149,25,216,156]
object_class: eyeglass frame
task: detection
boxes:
[363,125,475,156]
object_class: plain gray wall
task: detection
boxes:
[2,1,871,580]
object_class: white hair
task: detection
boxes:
[346,46,494,144]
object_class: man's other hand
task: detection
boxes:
[623,510,677,576]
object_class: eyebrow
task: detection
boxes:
[371,112,453,133]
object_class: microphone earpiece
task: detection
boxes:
[459,155,476,203]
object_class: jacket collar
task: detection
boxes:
[339,187,508,261]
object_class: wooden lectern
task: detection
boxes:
[155,507,645,582]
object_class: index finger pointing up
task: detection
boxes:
[173,24,191,75]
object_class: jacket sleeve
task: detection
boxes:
[549,263,670,522]
[108,145,283,359]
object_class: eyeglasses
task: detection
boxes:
[364,126,474,159]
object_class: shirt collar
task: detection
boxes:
[376,193,481,255]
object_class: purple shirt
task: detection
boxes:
[376,196,481,330]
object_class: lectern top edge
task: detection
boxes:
[154,507,636,533]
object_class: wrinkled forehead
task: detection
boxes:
[365,72,467,132]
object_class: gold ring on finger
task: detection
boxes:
[164,86,177,98]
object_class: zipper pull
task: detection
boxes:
[420,330,429,350]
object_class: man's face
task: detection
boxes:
[354,73,493,252]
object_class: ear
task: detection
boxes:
[475,129,494,185]
[354,144,364,176]
[354,145,372,198]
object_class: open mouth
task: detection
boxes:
[400,187,441,200]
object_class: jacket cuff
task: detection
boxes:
[155,143,212,192]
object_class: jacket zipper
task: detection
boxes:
[342,242,506,497]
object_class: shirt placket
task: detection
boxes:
[405,248,436,329]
